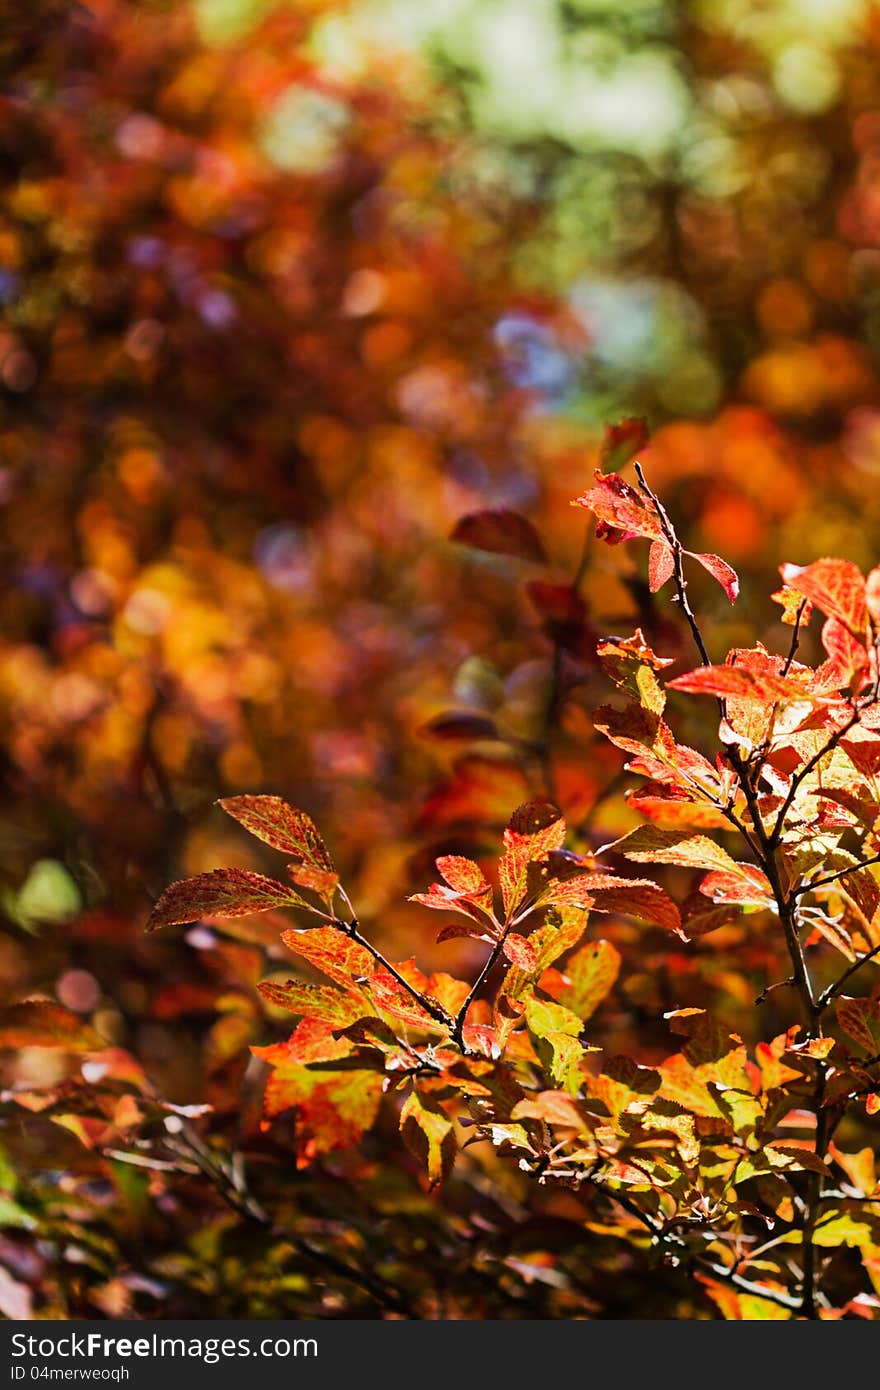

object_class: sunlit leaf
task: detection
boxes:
[146,868,302,931]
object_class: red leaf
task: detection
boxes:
[686,550,739,603]
[780,558,867,634]
[410,852,496,925]
[499,800,566,917]
[820,617,868,685]
[667,662,814,703]
[543,873,682,936]
[218,795,336,871]
[699,864,774,908]
[436,855,491,896]
[435,922,495,944]
[451,509,546,563]
[648,539,675,592]
[146,868,301,931]
[0,1001,102,1051]
[503,933,537,971]
[572,470,662,543]
[627,784,728,830]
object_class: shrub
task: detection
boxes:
[14,444,880,1319]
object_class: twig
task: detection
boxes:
[339,917,455,1033]
[781,599,809,677]
[167,1124,414,1318]
[634,464,712,671]
[795,853,880,899]
[817,941,880,1011]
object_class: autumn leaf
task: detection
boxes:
[498,799,566,918]
[451,509,547,563]
[573,470,662,543]
[648,538,675,592]
[0,1001,102,1051]
[146,868,302,931]
[218,796,339,899]
[543,872,682,936]
[400,1089,456,1184]
[262,1060,383,1164]
[836,996,880,1053]
[257,979,368,1027]
[668,662,815,703]
[280,926,374,989]
[503,933,537,971]
[543,940,620,1021]
[686,550,740,603]
[218,795,335,869]
[604,825,741,876]
[780,558,867,635]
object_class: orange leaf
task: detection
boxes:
[218,795,335,871]
[780,558,867,635]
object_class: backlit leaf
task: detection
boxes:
[146,868,301,931]
[648,538,675,592]
[400,1089,456,1184]
[280,926,374,989]
[257,979,368,1027]
[545,940,620,1021]
[605,826,741,876]
[687,550,740,603]
[218,795,336,871]
[573,470,662,542]
[780,558,867,635]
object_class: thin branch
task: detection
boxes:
[781,599,809,677]
[768,704,863,851]
[167,1124,413,1318]
[634,463,712,671]
[795,852,880,899]
[340,917,455,1033]
[818,940,880,1011]
[451,921,513,1048]
[585,1169,802,1313]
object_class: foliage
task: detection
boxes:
[4,0,880,1323]
[12,437,880,1319]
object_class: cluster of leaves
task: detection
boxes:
[15,453,871,1320]
[6,0,880,1324]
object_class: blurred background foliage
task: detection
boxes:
[3,0,880,1318]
